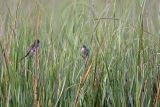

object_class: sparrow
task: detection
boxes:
[21,39,40,60]
[80,45,89,59]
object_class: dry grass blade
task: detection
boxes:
[82,63,92,85]
[33,10,41,107]
[154,81,160,107]
[94,17,119,21]
[0,42,10,107]
[74,63,92,107]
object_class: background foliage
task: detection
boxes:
[0,0,160,107]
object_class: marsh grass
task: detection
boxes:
[0,0,160,106]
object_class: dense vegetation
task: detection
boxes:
[0,0,160,106]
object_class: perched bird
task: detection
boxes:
[21,39,40,60]
[80,45,89,59]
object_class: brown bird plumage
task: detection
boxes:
[21,39,40,60]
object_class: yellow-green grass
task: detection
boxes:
[0,0,160,106]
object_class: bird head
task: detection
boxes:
[36,39,40,44]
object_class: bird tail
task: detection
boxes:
[20,56,26,61]
[19,52,29,62]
